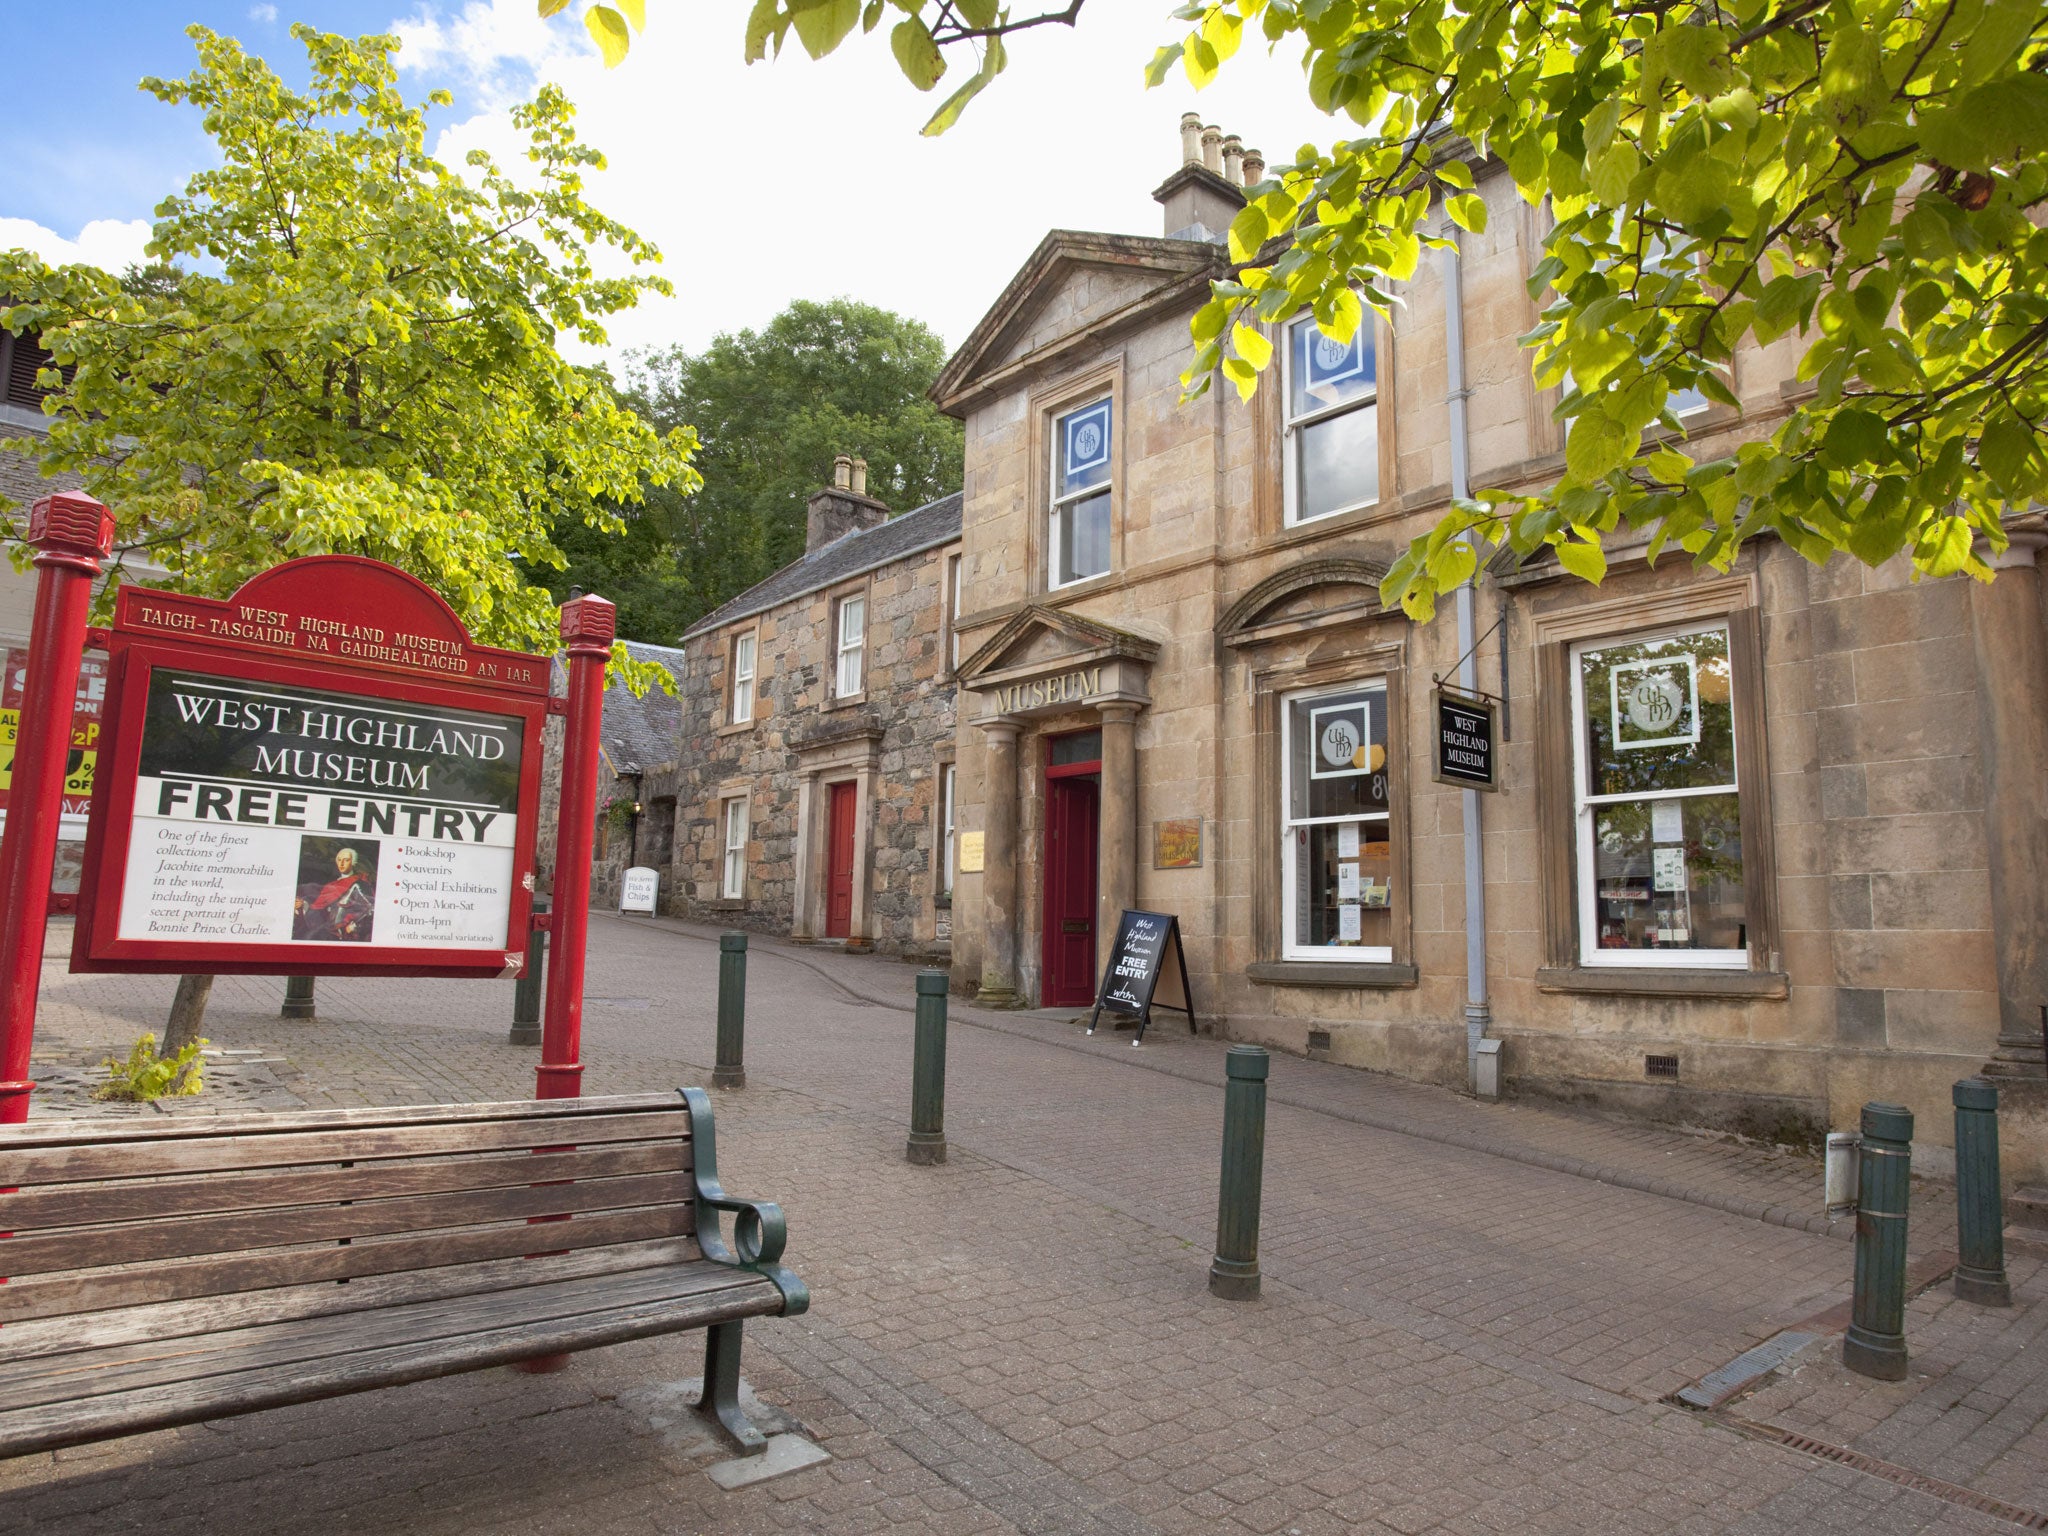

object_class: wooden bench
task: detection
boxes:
[0,1089,808,1460]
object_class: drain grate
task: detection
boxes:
[1674,1330,1817,1409]
[1645,1053,1679,1079]
[1726,1416,2048,1530]
[1307,1029,1332,1051]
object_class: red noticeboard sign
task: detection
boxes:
[71,556,551,979]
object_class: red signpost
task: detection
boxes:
[0,494,115,1123]
[0,490,617,1118]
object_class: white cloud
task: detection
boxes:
[0,217,154,274]
[390,2,1339,360]
[249,4,279,22]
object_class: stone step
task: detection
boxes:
[2006,1184,2048,1238]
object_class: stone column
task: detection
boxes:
[1974,533,2048,1077]
[977,719,1022,1006]
[1097,701,1140,973]
[790,773,818,942]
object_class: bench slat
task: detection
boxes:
[0,1237,701,1362]
[0,1205,697,1323]
[0,1263,767,1411]
[0,1142,691,1232]
[0,1270,784,1461]
[0,1093,689,1150]
[0,1169,693,1278]
[0,1108,690,1187]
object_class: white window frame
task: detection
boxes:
[939,762,956,899]
[834,594,865,698]
[1280,678,1392,963]
[1049,396,1113,590]
[721,796,748,900]
[728,630,756,726]
[1569,619,1743,969]
[1281,314,1380,527]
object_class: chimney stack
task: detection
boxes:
[1155,116,1250,243]
[807,454,891,554]
[1242,147,1266,186]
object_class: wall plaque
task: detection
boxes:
[957,830,985,873]
[1154,818,1202,869]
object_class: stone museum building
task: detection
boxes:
[604,460,963,958]
[934,119,2048,1176]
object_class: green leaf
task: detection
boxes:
[1564,407,1632,480]
[539,0,573,16]
[921,36,1005,135]
[1184,35,1221,89]
[791,0,862,59]
[1228,202,1270,262]
[1144,43,1184,89]
[1962,0,2043,87]
[956,0,998,26]
[1223,355,1259,401]
[1555,537,1608,584]
[1979,417,2043,498]
[1819,409,1888,469]
[891,15,946,90]
[1920,76,2048,170]
[744,0,783,61]
[1232,322,1272,369]
[1445,193,1487,233]
[586,6,631,66]
[614,0,646,28]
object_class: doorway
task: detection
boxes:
[1041,729,1102,1006]
[825,780,856,940]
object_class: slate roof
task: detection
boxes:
[599,638,688,776]
[681,490,962,642]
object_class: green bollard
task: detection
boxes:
[1954,1077,2012,1306]
[509,896,548,1047]
[714,932,748,1090]
[1209,1045,1269,1300]
[281,975,316,1020]
[1843,1102,1913,1381]
[906,970,949,1165]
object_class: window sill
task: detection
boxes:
[1045,570,1117,600]
[704,897,748,913]
[1246,960,1418,990]
[824,691,868,711]
[716,718,756,737]
[1535,965,1788,1000]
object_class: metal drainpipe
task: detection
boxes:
[1444,240,1493,1085]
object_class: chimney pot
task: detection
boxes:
[1242,147,1266,186]
[832,454,852,491]
[1180,112,1204,166]
[1222,134,1244,186]
[1201,125,1223,174]
[850,457,868,497]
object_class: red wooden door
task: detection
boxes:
[825,781,856,940]
[1041,776,1100,1006]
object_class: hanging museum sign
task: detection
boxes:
[70,556,550,978]
[1430,689,1499,792]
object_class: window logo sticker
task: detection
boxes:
[1610,653,1701,751]
[1299,320,1370,401]
[1062,399,1112,482]
[1309,701,1379,780]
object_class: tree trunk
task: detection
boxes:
[163,974,214,1054]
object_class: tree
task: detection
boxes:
[547,0,2048,616]
[1,24,697,669]
[2,24,697,1044]
[608,298,964,633]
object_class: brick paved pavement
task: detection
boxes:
[4,915,2041,1534]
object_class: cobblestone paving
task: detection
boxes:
[2,916,2037,1534]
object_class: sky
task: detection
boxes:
[0,1,1342,365]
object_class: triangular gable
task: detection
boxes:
[959,604,1161,686]
[931,231,1227,415]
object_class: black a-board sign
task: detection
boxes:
[1087,909,1197,1045]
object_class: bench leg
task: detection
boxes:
[696,1320,767,1456]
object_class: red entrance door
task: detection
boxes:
[825,781,856,940]
[1041,773,1100,1006]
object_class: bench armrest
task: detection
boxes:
[680,1087,810,1316]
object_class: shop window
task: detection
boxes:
[1283,316,1378,525]
[1050,397,1112,587]
[1571,622,1746,966]
[834,594,865,698]
[1281,681,1392,961]
[729,631,756,725]
[721,796,748,900]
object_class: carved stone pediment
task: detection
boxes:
[959,605,1159,720]
[1218,558,1395,646]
